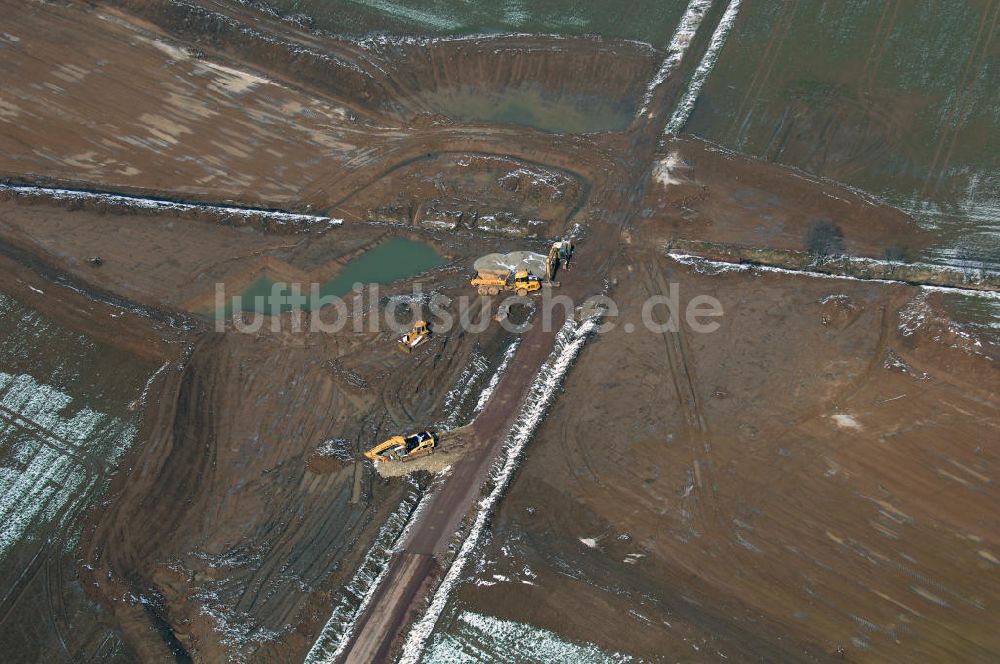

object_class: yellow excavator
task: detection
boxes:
[471,269,542,296]
[397,320,431,353]
[364,431,438,462]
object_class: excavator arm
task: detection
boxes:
[364,436,406,461]
[364,431,438,462]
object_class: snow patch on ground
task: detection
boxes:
[351,0,462,30]
[652,152,688,186]
[0,371,136,560]
[197,61,270,95]
[895,291,993,358]
[883,350,929,380]
[498,166,569,199]
[313,437,355,463]
[423,610,634,663]
[579,537,598,549]
[898,293,932,337]
[440,338,521,431]
[147,38,190,61]
[474,573,511,588]
[830,413,862,431]
[398,315,600,664]
[193,586,282,662]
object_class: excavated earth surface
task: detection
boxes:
[0,1,996,663]
[447,244,1000,663]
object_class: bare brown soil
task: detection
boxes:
[640,138,934,260]
[0,194,521,663]
[455,246,999,662]
[0,1,994,663]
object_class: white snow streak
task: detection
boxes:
[138,361,171,409]
[667,252,1000,299]
[398,315,599,664]
[303,481,425,664]
[0,184,338,227]
[472,339,520,415]
[637,0,714,117]
[424,610,634,663]
[666,0,743,133]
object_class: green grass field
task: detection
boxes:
[682,0,999,267]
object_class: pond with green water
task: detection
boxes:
[223,236,445,316]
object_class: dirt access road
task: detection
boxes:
[336,36,682,658]
[340,302,569,663]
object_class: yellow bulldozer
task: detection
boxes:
[397,320,431,353]
[364,431,438,462]
[470,269,542,296]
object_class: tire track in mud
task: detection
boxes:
[44,545,74,661]
[640,260,728,540]
[923,0,998,200]
[858,0,895,96]
[747,4,799,158]
[0,428,104,657]
[81,334,219,626]
[728,0,798,147]
[0,542,49,628]
[0,408,105,478]
[315,141,598,228]
[930,0,1000,197]
[791,301,894,430]
[860,0,901,98]
[0,238,198,333]
[0,371,109,643]
[555,404,604,492]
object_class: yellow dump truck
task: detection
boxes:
[470,269,542,297]
[364,431,438,462]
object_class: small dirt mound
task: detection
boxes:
[819,294,862,329]
[306,438,355,474]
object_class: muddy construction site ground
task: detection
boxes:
[0,1,997,663]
